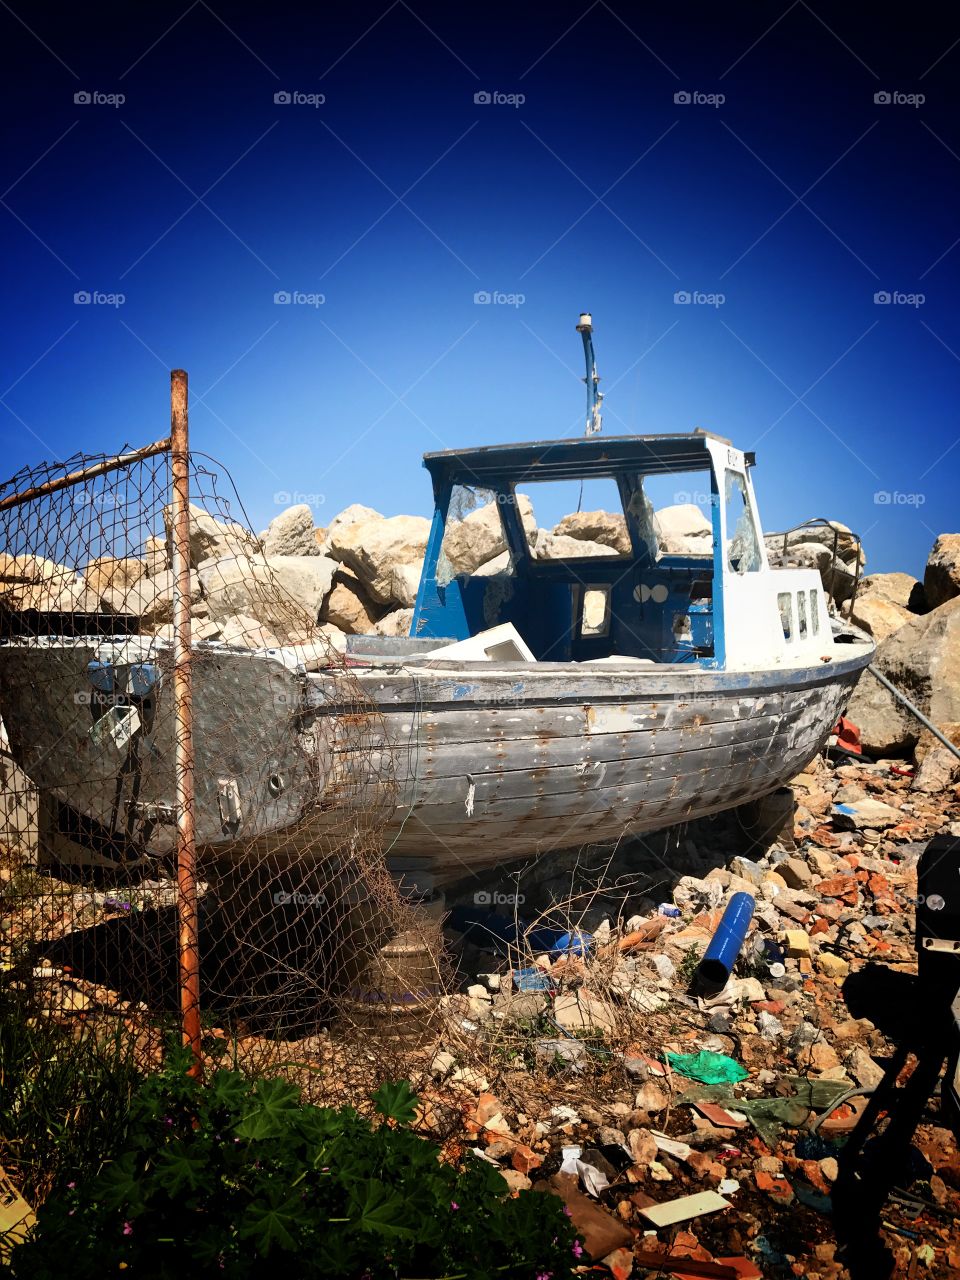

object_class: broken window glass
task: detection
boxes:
[724,471,762,574]
[437,484,516,586]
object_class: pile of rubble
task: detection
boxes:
[412,748,960,1278]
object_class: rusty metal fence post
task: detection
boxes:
[170,369,203,1078]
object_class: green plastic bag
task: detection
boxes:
[665,1049,749,1084]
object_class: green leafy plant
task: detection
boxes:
[0,983,140,1203]
[677,944,702,987]
[10,1047,579,1279]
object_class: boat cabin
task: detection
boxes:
[409,431,833,671]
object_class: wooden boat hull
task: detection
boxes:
[308,653,870,880]
[0,641,872,879]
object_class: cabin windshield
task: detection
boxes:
[414,436,732,665]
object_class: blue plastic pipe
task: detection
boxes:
[696,891,756,991]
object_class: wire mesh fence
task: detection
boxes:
[0,373,447,1105]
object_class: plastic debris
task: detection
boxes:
[666,1050,749,1085]
[638,1189,731,1227]
[512,966,554,992]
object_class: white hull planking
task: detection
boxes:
[294,652,870,878]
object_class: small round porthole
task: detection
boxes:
[267,774,285,798]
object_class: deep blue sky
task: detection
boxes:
[0,2,957,575]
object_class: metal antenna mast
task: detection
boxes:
[576,312,603,436]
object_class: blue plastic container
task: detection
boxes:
[696,891,755,991]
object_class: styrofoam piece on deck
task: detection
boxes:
[426,622,536,662]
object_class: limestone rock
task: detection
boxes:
[0,554,70,585]
[321,570,382,634]
[0,558,89,610]
[766,539,834,573]
[198,555,316,637]
[847,1046,885,1089]
[82,557,146,597]
[267,555,337,620]
[848,595,913,643]
[261,504,321,557]
[474,550,512,577]
[534,531,615,560]
[554,991,618,1034]
[442,495,534,576]
[925,534,960,609]
[913,745,960,794]
[326,504,383,539]
[655,503,712,554]
[103,569,201,629]
[388,560,423,608]
[784,520,864,566]
[327,514,430,605]
[218,614,281,648]
[845,597,960,757]
[144,534,169,577]
[163,503,259,567]
[318,622,347,654]
[373,607,413,638]
[856,571,923,611]
[554,510,630,555]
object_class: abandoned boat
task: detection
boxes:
[0,429,875,884]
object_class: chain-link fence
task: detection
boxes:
[0,372,446,1103]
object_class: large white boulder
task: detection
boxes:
[373,607,413,637]
[844,596,960,758]
[268,555,337,619]
[163,502,259,568]
[103,569,202,629]
[321,569,383,634]
[326,504,383,540]
[924,534,960,610]
[856,571,922,610]
[848,596,913,644]
[845,572,922,643]
[82,556,146,597]
[144,534,169,578]
[783,520,864,567]
[767,539,833,573]
[198,554,329,636]
[554,509,630,555]
[533,531,615,560]
[327,514,431,605]
[654,503,712,555]
[261,504,321,557]
[217,614,281,649]
[441,495,535,576]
